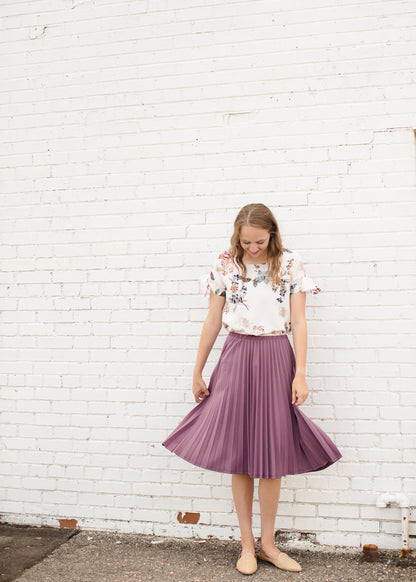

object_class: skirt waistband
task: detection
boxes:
[228,331,288,339]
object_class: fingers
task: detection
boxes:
[200,387,209,399]
[292,387,308,406]
[193,383,210,403]
[294,393,308,406]
[194,393,208,403]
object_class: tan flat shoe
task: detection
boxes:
[257,550,302,572]
[236,552,257,575]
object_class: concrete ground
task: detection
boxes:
[1,526,414,582]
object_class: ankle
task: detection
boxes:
[259,539,278,553]
[240,535,255,552]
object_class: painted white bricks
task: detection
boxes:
[0,0,415,551]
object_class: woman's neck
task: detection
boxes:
[243,254,268,264]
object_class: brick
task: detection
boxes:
[294,517,338,532]
[295,490,338,504]
[318,504,359,518]
[338,518,379,533]
[279,503,316,517]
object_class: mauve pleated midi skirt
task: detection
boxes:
[162,331,342,479]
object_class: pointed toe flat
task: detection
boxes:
[257,550,302,572]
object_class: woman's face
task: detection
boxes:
[239,225,270,261]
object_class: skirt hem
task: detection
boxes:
[162,442,342,480]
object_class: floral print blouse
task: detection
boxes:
[200,249,321,336]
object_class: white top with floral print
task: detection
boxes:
[200,249,321,336]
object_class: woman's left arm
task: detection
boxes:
[290,291,309,406]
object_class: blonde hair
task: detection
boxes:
[229,203,288,286]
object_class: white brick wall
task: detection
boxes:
[1,0,415,550]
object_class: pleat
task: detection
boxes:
[162,332,342,478]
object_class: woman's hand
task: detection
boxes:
[292,373,309,406]
[192,374,210,403]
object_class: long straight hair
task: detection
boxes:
[229,203,289,286]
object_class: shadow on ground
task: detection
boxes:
[0,523,78,582]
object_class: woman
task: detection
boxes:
[162,203,342,575]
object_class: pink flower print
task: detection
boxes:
[285,258,294,276]
[219,250,234,276]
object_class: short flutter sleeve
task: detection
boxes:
[200,254,227,298]
[290,251,321,295]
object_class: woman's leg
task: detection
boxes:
[231,473,255,555]
[258,477,282,557]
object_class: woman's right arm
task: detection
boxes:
[192,290,226,403]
